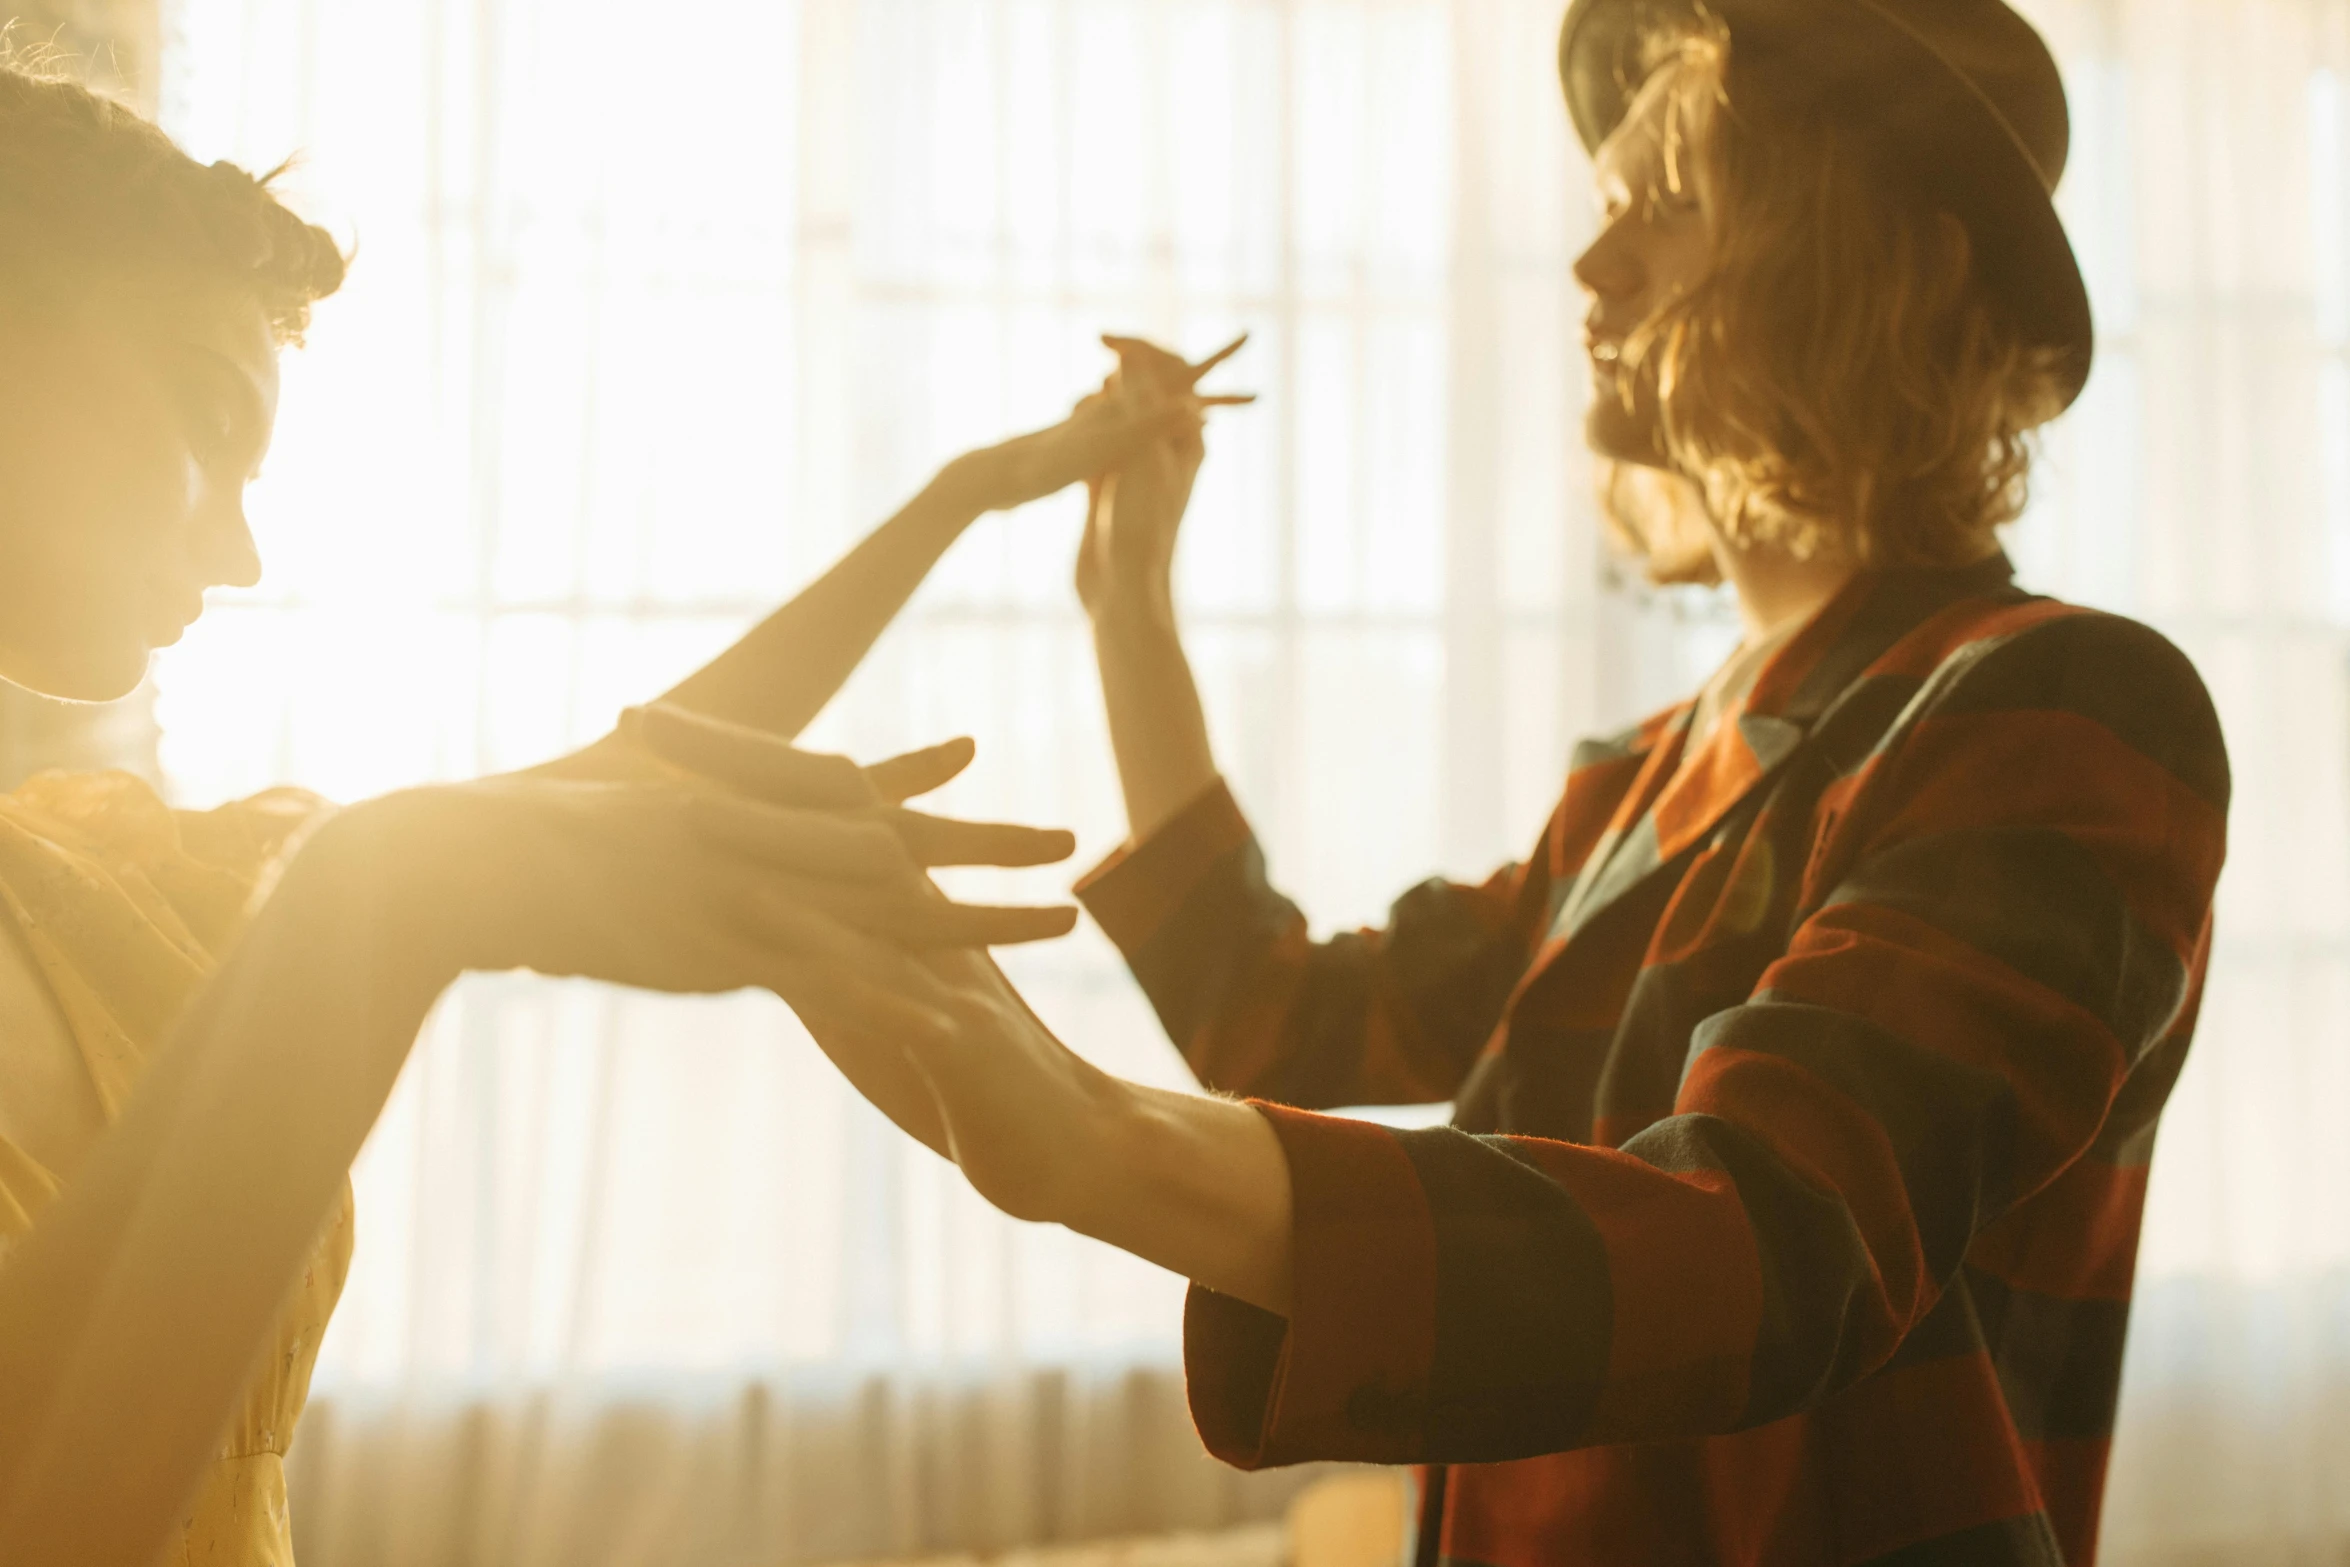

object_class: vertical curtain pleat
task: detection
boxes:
[2011,3,2350,1561]
[284,1365,1314,1566]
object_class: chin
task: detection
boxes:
[1584,403,1673,469]
[0,642,155,705]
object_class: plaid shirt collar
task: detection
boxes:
[1559,551,2020,942]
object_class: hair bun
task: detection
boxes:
[0,60,347,342]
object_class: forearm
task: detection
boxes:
[1090,593,1222,844]
[1067,1081,1294,1315]
[656,478,983,738]
[0,810,452,1566]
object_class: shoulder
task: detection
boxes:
[1,769,178,852]
[1877,596,2229,813]
[178,787,339,867]
[0,771,335,884]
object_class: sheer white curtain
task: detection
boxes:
[152,1,1611,1558]
[146,0,2348,1563]
[2010,5,2350,1563]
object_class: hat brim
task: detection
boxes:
[1558,0,2095,412]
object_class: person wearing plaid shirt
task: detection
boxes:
[821,2,2233,1562]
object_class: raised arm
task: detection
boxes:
[543,377,1229,779]
[1074,338,1549,1110]
[1077,337,1239,840]
[655,475,983,739]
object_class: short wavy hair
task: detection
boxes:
[1601,19,2069,583]
[0,50,344,343]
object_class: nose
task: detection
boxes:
[195,499,263,590]
[1573,214,1643,307]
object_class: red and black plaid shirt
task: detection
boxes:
[1076,557,2229,1567]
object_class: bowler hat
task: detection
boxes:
[1558,0,2095,410]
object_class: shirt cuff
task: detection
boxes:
[1182,1103,1439,1469]
[1074,777,1254,954]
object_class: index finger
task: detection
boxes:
[886,806,1077,869]
[628,704,876,809]
[1183,332,1249,387]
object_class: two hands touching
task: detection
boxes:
[327,331,1294,1310]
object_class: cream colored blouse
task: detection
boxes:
[0,770,352,1567]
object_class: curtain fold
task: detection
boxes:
[2011,4,2350,1561]
[284,1363,1314,1566]
[143,0,2350,1561]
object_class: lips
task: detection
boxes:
[141,588,206,647]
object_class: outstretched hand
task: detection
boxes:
[804,941,1300,1315]
[626,704,1078,933]
[624,702,1085,1158]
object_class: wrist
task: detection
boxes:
[918,456,1004,524]
[1085,579,1180,639]
[1068,1084,1294,1313]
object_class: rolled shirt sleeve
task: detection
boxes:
[1185,1105,1450,1467]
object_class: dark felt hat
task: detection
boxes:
[1558,0,2095,410]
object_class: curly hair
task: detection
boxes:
[1600,18,2069,581]
[0,51,344,343]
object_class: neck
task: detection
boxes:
[1711,537,1857,644]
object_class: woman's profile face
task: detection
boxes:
[0,278,275,702]
[1573,74,1714,468]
